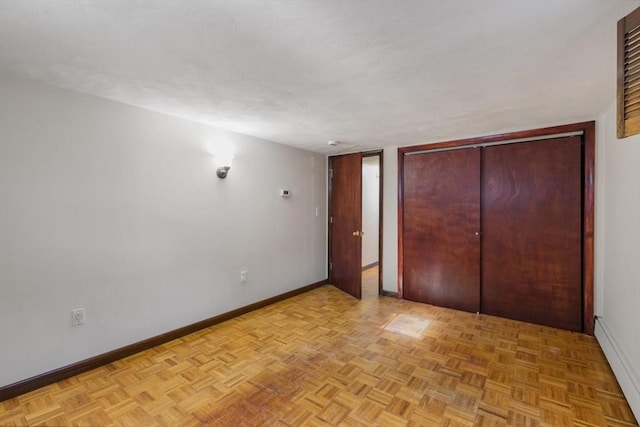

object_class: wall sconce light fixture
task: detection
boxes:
[216,166,231,179]
[209,143,234,179]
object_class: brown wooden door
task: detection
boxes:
[403,148,481,312]
[330,153,363,299]
[481,137,582,331]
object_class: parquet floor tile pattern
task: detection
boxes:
[1,268,636,426]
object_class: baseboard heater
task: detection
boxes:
[594,316,640,422]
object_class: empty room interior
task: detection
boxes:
[1,1,640,426]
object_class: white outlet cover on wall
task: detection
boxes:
[72,308,85,326]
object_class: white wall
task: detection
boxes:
[0,73,327,388]
[595,101,640,420]
[361,156,379,267]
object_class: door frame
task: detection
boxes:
[329,150,384,296]
[397,121,596,334]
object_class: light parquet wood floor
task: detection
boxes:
[1,267,637,426]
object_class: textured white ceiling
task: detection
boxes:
[0,1,637,153]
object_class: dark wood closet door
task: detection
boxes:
[330,153,363,299]
[482,137,582,331]
[403,148,481,312]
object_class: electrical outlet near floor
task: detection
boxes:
[240,270,247,284]
[72,308,85,326]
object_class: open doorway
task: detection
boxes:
[362,152,382,297]
[328,150,383,299]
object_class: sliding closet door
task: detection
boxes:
[482,137,582,331]
[403,148,481,313]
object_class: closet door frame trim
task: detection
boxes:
[397,121,595,334]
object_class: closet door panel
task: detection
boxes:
[403,148,481,313]
[482,137,582,331]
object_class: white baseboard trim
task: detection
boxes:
[594,317,640,422]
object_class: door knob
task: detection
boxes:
[352,231,361,237]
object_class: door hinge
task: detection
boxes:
[329,262,333,271]
[329,169,333,179]
[330,216,333,224]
